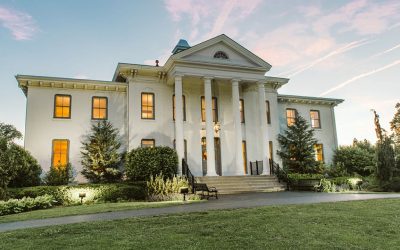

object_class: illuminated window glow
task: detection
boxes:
[54,95,71,118]
[141,139,155,148]
[314,144,324,162]
[240,99,245,123]
[141,93,155,119]
[52,139,69,167]
[92,97,108,120]
[286,108,297,126]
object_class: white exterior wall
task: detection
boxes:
[25,87,127,182]
[277,101,338,164]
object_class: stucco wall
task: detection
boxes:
[25,87,127,182]
[277,101,338,164]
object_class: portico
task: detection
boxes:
[172,72,272,176]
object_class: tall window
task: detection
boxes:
[310,110,321,128]
[173,139,188,162]
[266,100,271,124]
[201,97,218,122]
[172,95,186,121]
[54,94,71,119]
[52,139,69,167]
[242,141,247,174]
[314,144,324,162]
[92,97,108,120]
[240,99,245,123]
[141,93,155,119]
[141,139,155,148]
[286,108,297,126]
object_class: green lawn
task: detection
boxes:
[0,200,199,223]
[1,199,399,249]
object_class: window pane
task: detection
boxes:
[63,107,70,117]
[141,140,155,148]
[63,97,70,106]
[52,140,68,166]
[99,109,106,119]
[99,98,106,108]
[56,96,63,106]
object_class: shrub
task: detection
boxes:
[81,121,123,183]
[125,146,178,181]
[287,173,324,181]
[146,174,194,201]
[314,178,335,192]
[0,195,55,216]
[44,163,74,186]
[381,177,400,192]
[333,142,375,177]
[7,145,42,188]
[6,183,146,205]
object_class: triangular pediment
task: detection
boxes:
[171,34,271,71]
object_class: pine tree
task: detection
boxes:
[81,121,123,183]
[277,114,319,174]
[373,109,395,182]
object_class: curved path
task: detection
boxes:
[1,191,399,232]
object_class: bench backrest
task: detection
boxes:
[194,183,209,191]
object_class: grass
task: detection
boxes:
[0,198,399,249]
[0,200,200,223]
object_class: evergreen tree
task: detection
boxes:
[390,103,400,176]
[277,114,319,174]
[373,110,396,182]
[81,121,123,183]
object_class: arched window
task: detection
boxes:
[213,51,229,59]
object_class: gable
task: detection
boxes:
[169,34,271,71]
[181,41,261,68]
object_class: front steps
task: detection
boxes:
[196,175,287,195]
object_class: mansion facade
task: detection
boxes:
[17,34,343,182]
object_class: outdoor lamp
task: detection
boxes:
[79,192,86,204]
[180,187,189,201]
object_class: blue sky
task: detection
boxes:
[0,0,399,145]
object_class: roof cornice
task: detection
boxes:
[278,94,344,106]
[16,75,127,97]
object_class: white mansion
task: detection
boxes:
[17,34,343,182]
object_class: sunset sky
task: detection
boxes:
[0,0,399,145]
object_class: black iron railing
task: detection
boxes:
[182,159,196,193]
[250,161,263,175]
[269,159,290,189]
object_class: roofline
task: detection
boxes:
[112,63,164,81]
[278,94,344,105]
[16,75,123,85]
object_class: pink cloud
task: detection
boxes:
[0,6,37,40]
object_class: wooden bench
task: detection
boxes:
[194,183,218,199]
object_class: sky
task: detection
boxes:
[0,0,399,146]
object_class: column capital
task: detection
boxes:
[257,81,266,88]
[231,78,240,85]
[174,74,183,81]
[203,76,214,81]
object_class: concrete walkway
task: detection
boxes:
[1,192,399,232]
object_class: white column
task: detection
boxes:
[204,77,217,176]
[258,82,270,175]
[174,75,184,175]
[232,79,244,175]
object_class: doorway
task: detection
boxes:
[201,137,222,176]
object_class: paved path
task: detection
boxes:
[1,192,399,232]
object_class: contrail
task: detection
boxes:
[320,60,400,97]
[285,39,372,77]
[369,43,400,60]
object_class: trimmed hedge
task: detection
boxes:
[7,183,146,205]
[0,195,54,216]
[125,146,178,181]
